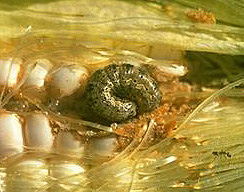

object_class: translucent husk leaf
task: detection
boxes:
[0,0,243,192]
[0,0,243,55]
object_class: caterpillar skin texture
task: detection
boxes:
[85,64,162,123]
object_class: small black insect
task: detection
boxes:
[212,151,232,158]
[84,63,162,123]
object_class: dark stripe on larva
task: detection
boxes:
[85,64,162,123]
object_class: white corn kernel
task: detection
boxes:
[0,59,21,87]
[49,161,85,191]
[23,112,53,151]
[47,64,88,98]
[0,112,23,159]
[54,131,84,157]
[5,159,48,192]
[24,59,53,88]
[88,136,116,157]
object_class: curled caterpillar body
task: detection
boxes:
[85,64,162,122]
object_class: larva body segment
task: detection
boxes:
[85,63,162,122]
[85,66,137,122]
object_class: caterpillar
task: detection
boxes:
[85,63,162,123]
